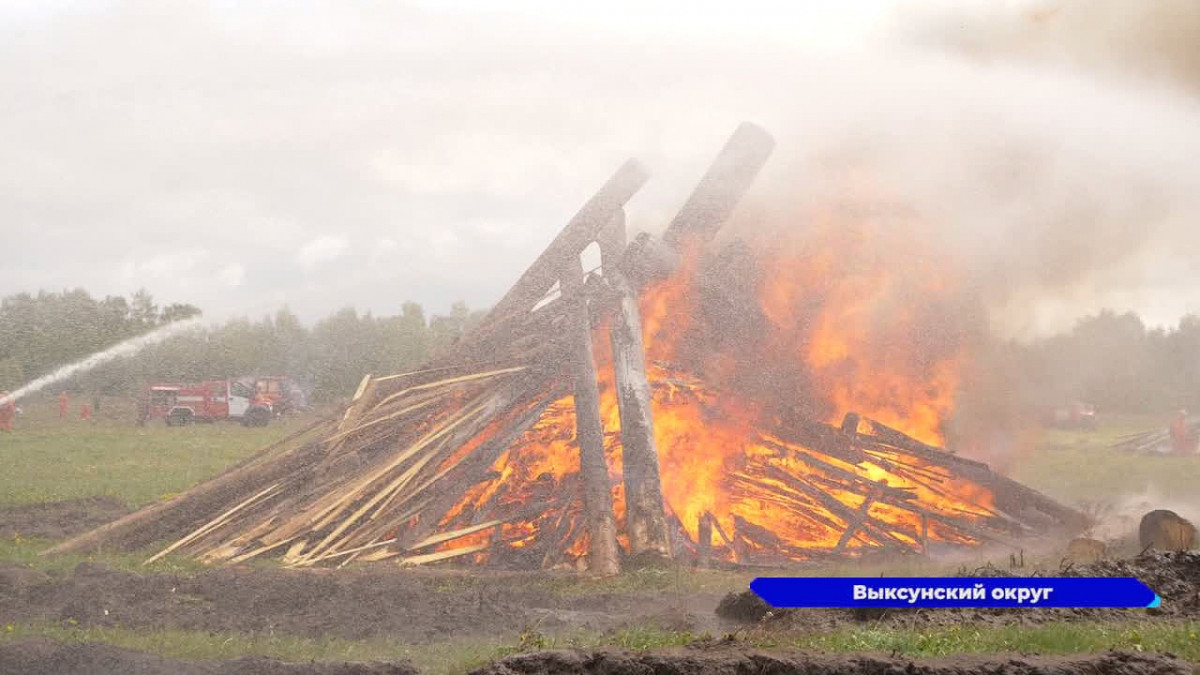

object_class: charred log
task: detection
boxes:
[600,213,672,560]
[562,256,621,576]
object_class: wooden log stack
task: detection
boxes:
[46,122,1084,573]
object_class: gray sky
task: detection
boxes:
[3,0,1199,337]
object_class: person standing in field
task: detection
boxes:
[1170,410,1193,455]
[59,391,69,419]
[0,392,14,432]
[80,403,92,422]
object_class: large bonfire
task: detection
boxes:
[50,123,1082,572]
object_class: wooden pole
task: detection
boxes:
[562,255,621,576]
[439,159,650,367]
[662,122,775,251]
[600,213,671,559]
[697,512,713,566]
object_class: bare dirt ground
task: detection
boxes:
[475,645,1192,675]
[0,496,130,540]
[0,639,417,675]
[1,640,1189,675]
[0,560,729,642]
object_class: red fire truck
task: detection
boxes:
[140,376,305,427]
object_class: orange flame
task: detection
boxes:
[438,200,991,565]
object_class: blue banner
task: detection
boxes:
[750,577,1160,609]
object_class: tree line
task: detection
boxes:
[1004,310,1200,414]
[2,289,1198,414]
[0,289,483,403]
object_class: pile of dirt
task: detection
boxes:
[725,552,1200,631]
[0,639,416,675]
[0,562,718,642]
[0,497,130,540]
[472,645,1190,675]
[714,589,772,623]
[1081,552,1200,618]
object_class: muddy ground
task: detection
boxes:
[476,645,1192,675]
[0,496,130,540]
[0,498,729,643]
[2,641,1188,675]
[0,561,728,642]
[0,639,417,675]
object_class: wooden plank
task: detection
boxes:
[320,395,446,446]
[226,536,297,565]
[407,518,505,551]
[371,367,527,411]
[145,482,282,565]
[399,543,489,566]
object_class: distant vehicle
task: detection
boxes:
[1041,401,1097,430]
[140,376,307,427]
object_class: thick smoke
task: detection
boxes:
[891,0,1200,337]
[679,0,1200,466]
[700,0,1200,340]
[905,0,1200,95]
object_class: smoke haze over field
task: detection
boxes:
[1,0,1197,337]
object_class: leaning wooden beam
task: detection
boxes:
[662,122,776,250]
[341,375,377,429]
[371,366,529,412]
[562,255,621,576]
[144,482,282,565]
[599,212,671,559]
[437,159,650,366]
[399,544,489,566]
[833,487,880,553]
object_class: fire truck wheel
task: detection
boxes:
[244,406,271,428]
[166,410,193,427]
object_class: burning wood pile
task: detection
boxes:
[49,123,1085,573]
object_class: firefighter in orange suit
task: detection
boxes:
[59,391,69,419]
[0,392,14,432]
[1170,410,1192,455]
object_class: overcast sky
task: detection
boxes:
[3,0,1199,336]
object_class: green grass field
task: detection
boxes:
[0,406,302,508]
[1011,417,1200,507]
[1,399,1196,672]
